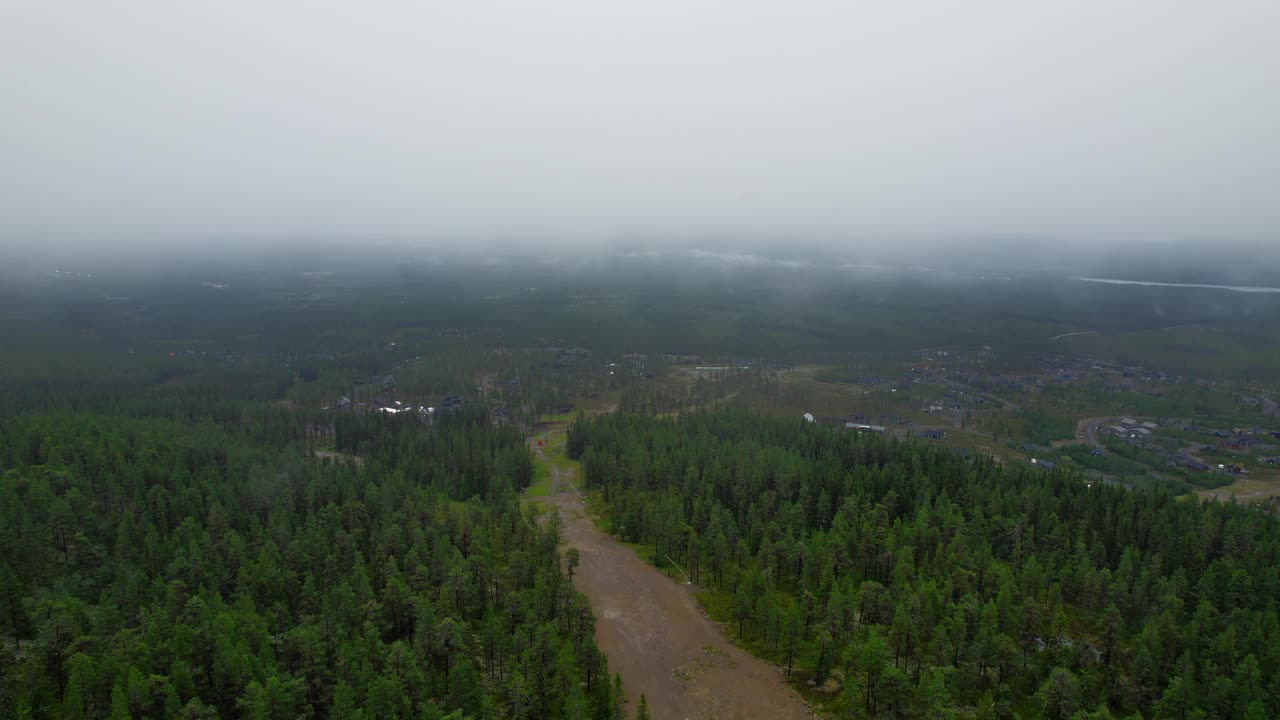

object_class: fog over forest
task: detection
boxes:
[3,1,1278,257]
[5,7,1280,720]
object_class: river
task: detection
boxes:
[1075,277,1280,294]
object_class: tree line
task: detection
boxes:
[0,410,620,719]
[569,411,1280,719]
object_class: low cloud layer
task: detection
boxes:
[2,1,1278,250]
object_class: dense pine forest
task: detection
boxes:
[0,408,617,719]
[7,0,1280,713]
[4,252,1280,719]
[569,412,1280,719]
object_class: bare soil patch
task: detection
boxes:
[548,480,813,720]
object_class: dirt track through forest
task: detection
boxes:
[546,466,813,720]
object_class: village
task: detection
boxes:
[297,335,1280,513]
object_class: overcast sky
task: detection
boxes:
[2,1,1277,252]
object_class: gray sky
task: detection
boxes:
[2,1,1278,250]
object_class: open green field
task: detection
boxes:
[526,422,574,497]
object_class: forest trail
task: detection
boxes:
[545,471,814,720]
[311,449,363,465]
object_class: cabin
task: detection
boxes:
[922,429,946,440]
[1186,459,1211,472]
[1220,435,1261,450]
[1031,458,1056,471]
[335,396,352,409]
[846,423,887,433]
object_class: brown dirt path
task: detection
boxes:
[548,476,814,720]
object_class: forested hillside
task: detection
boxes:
[0,410,615,719]
[569,412,1280,719]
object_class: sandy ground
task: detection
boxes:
[547,470,814,720]
[1198,477,1280,504]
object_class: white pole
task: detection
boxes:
[665,555,692,585]
[567,481,587,504]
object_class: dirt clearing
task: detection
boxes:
[1197,475,1280,505]
[547,485,813,720]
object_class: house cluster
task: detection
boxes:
[924,397,969,415]
[329,390,456,418]
[1024,356,1187,393]
[1181,424,1276,452]
[948,371,1024,395]
[804,412,888,432]
[328,394,436,416]
[1104,418,1159,441]
[1217,433,1268,451]
[806,413,870,426]
[375,401,435,417]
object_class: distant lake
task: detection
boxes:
[1076,277,1280,294]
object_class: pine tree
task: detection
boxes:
[1040,667,1082,720]
[611,673,625,720]
[109,684,130,720]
